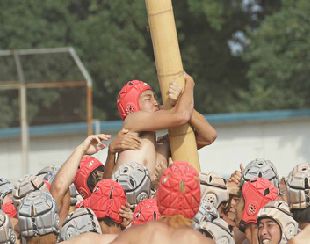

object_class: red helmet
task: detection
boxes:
[2,199,17,218]
[241,178,279,224]
[117,80,152,120]
[132,198,161,225]
[74,156,104,199]
[78,179,126,224]
[156,161,200,219]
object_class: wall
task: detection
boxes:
[1,117,309,181]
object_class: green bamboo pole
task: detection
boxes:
[145,0,200,171]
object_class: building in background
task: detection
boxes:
[1,109,309,180]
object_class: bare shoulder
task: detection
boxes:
[59,233,117,244]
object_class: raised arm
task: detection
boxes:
[50,134,110,220]
[190,109,217,149]
[123,73,194,132]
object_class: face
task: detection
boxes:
[258,218,281,244]
[138,90,159,113]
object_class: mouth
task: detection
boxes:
[262,239,271,244]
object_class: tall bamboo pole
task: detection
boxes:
[145,0,200,171]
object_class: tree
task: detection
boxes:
[239,0,310,110]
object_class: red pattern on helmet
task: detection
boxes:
[132,198,161,225]
[156,161,200,219]
[74,156,104,199]
[242,178,279,224]
[2,199,17,218]
[117,80,152,120]
[79,179,126,224]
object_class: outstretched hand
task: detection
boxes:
[79,134,111,155]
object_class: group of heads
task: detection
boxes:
[1,152,309,244]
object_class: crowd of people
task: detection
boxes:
[0,73,309,243]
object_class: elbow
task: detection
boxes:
[205,129,217,145]
[208,130,217,144]
[176,111,192,126]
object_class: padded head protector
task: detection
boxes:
[117,80,152,120]
[58,208,102,242]
[2,200,17,219]
[36,165,59,184]
[79,179,126,224]
[241,178,279,225]
[194,172,229,225]
[132,199,161,225]
[242,158,279,187]
[112,162,151,208]
[12,175,48,209]
[18,191,60,238]
[74,155,104,199]
[0,210,17,244]
[199,215,234,244]
[286,163,310,209]
[156,161,200,219]
[257,201,298,244]
[0,178,13,208]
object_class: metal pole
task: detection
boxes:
[13,50,29,176]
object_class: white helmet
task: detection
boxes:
[199,213,234,244]
[112,162,151,208]
[18,191,60,239]
[242,158,279,187]
[0,210,17,244]
[36,165,59,183]
[286,163,310,209]
[257,201,298,244]
[58,208,102,242]
[0,178,13,208]
[194,172,229,225]
[12,175,48,209]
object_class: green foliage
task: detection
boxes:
[0,0,308,128]
[240,0,310,110]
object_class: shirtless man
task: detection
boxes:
[104,73,217,182]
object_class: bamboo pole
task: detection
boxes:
[145,0,200,171]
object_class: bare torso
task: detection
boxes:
[115,131,157,181]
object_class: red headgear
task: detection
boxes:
[74,156,104,199]
[156,161,200,219]
[117,80,152,120]
[132,198,161,225]
[78,179,126,224]
[2,199,17,218]
[241,178,279,224]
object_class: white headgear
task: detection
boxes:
[199,211,234,244]
[18,191,60,239]
[242,158,279,187]
[257,201,298,244]
[286,163,310,209]
[0,178,13,208]
[194,172,229,225]
[58,208,102,242]
[0,210,17,244]
[112,162,151,208]
[12,175,48,209]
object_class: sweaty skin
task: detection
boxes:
[113,75,195,182]
[111,74,217,182]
